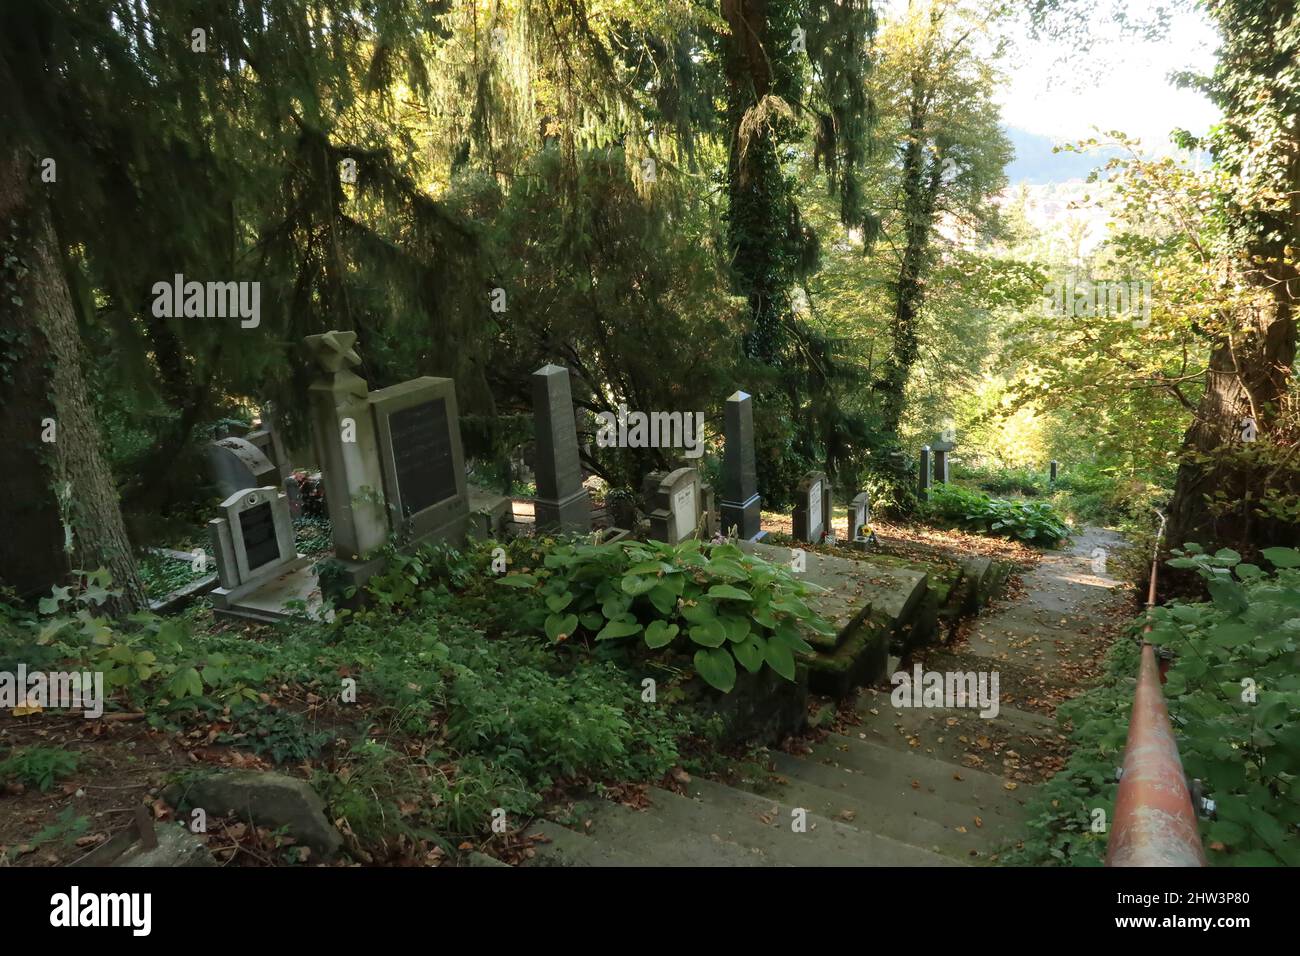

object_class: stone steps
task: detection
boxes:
[525,778,961,867]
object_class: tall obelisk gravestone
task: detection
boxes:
[531,364,591,532]
[720,390,765,541]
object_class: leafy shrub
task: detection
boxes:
[970,466,1047,497]
[1013,545,1300,866]
[496,537,833,692]
[925,485,1071,544]
[0,746,80,792]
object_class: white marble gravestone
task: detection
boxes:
[645,468,702,544]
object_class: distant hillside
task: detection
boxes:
[1002,127,1123,184]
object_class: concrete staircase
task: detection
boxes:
[523,691,1046,867]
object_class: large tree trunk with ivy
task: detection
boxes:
[1163,0,1300,563]
[877,67,940,439]
[0,147,145,614]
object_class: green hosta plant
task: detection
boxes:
[497,538,833,692]
[926,484,1071,544]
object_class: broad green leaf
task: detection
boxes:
[707,584,752,602]
[764,638,797,681]
[545,613,579,642]
[596,618,643,641]
[694,647,737,692]
[497,574,538,588]
[733,634,765,673]
[688,619,727,647]
[1261,547,1300,569]
[644,620,679,649]
[545,591,574,613]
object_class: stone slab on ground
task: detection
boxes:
[737,540,929,697]
[170,771,343,858]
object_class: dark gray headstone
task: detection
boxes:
[720,390,764,540]
[918,446,932,500]
[1050,460,1059,483]
[531,364,591,532]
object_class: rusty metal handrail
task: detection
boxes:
[1105,511,1207,867]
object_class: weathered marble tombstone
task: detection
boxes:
[245,409,290,484]
[918,445,932,500]
[849,491,877,551]
[720,390,765,541]
[931,436,955,485]
[644,467,703,544]
[531,364,591,532]
[700,484,718,538]
[793,471,833,544]
[304,330,471,590]
[208,487,317,621]
[206,437,280,500]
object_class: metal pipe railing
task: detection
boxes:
[1105,511,1207,867]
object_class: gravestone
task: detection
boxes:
[305,330,472,591]
[918,445,932,501]
[206,437,279,500]
[208,487,318,621]
[849,491,877,551]
[793,472,833,544]
[305,331,389,563]
[1050,460,1059,484]
[645,468,703,544]
[700,484,718,538]
[531,364,591,532]
[245,408,290,483]
[931,437,955,485]
[720,390,765,541]
[370,378,470,542]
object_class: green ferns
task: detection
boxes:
[497,537,834,692]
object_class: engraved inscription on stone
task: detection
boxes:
[808,482,823,540]
[389,399,457,517]
[239,502,279,571]
[673,485,697,541]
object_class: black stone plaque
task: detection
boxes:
[389,398,457,517]
[238,502,280,571]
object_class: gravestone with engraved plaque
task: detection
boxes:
[209,487,319,622]
[645,467,703,544]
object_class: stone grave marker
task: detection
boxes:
[793,471,833,544]
[720,390,764,541]
[208,487,318,621]
[370,378,469,542]
[918,445,932,501]
[531,364,591,532]
[645,467,702,544]
[849,491,877,551]
[931,436,955,485]
[206,436,279,500]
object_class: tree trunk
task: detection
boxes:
[0,147,145,614]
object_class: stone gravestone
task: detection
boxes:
[720,390,765,541]
[306,331,389,565]
[793,471,833,544]
[206,437,280,500]
[531,364,591,532]
[849,491,876,551]
[918,445,932,501]
[700,484,718,538]
[931,436,955,485]
[369,378,470,543]
[305,330,471,591]
[644,468,702,544]
[208,487,317,621]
